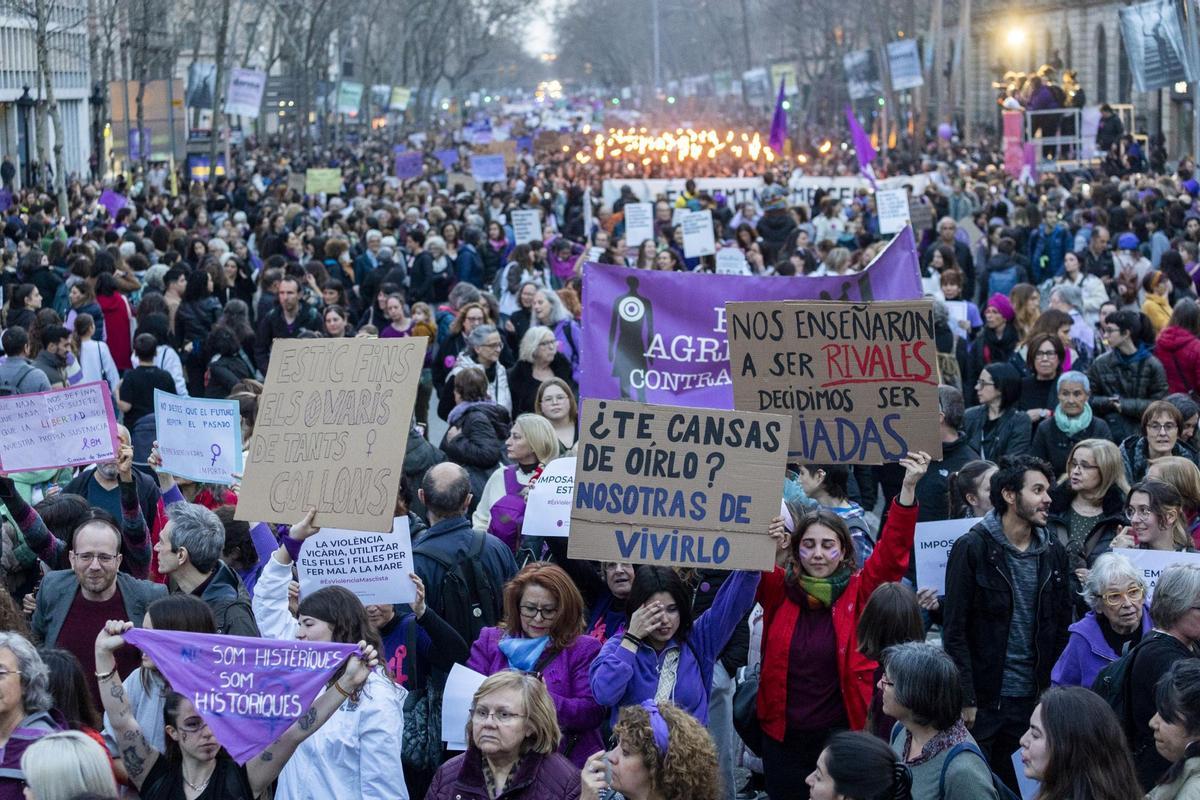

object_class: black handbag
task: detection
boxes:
[732,663,763,757]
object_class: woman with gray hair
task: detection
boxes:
[882,641,999,799]
[438,324,511,420]
[1128,564,1200,789]
[1051,552,1150,687]
[0,632,60,798]
[530,288,582,384]
[20,730,117,800]
[507,326,575,416]
[1030,370,1113,477]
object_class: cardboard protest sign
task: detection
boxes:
[568,400,789,570]
[914,517,980,595]
[477,140,518,166]
[682,210,717,257]
[446,171,478,192]
[123,629,357,764]
[1113,548,1200,601]
[876,188,911,235]
[393,150,424,180]
[624,202,655,247]
[470,154,507,183]
[236,338,425,531]
[286,172,306,194]
[523,457,575,538]
[716,248,750,275]
[154,390,243,484]
[389,86,412,111]
[510,209,541,246]
[0,382,119,472]
[296,516,417,605]
[725,299,943,464]
[304,168,341,195]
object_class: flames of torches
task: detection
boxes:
[574,127,777,165]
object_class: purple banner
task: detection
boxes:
[99,189,129,219]
[123,629,358,764]
[434,149,459,170]
[580,226,923,408]
[394,150,424,180]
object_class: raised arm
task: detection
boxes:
[94,620,160,791]
[0,474,67,568]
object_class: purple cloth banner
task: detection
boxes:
[123,629,358,764]
[580,226,923,407]
[394,150,424,180]
[98,189,129,219]
[768,79,787,154]
[846,105,877,172]
[434,149,459,170]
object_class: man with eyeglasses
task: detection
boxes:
[1088,309,1168,442]
[30,511,166,706]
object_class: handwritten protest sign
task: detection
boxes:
[1113,548,1200,601]
[624,202,655,247]
[568,400,788,570]
[725,299,943,464]
[682,210,716,257]
[524,457,575,538]
[470,153,507,183]
[510,209,541,246]
[123,629,357,764]
[915,517,980,595]
[296,516,417,604]
[236,338,425,531]
[0,382,119,472]
[154,390,243,484]
[304,168,341,194]
[478,140,518,166]
[876,188,911,235]
[716,248,750,275]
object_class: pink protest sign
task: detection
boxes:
[0,381,120,471]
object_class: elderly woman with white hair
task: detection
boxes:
[1030,371,1113,478]
[530,288,582,384]
[508,326,575,416]
[0,632,60,799]
[20,730,117,800]
[1051,552,1151,688]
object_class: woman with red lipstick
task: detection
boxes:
[467,563,605,767]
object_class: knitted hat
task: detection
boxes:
[986,292,1015,321]
[1117,232,1140,250]
[761,184,788,212]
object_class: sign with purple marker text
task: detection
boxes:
[568,400,788,570]
[725,299,942,464]
[296,516,417,605]
[154,390,243,484]
[123,629,357,764]
[0,382,119,472]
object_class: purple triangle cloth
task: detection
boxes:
[845,104,877,171]
[768,78,787,153]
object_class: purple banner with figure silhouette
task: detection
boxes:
[123,629,358,764]
[579,226,923,408]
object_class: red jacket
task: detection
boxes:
[1157,324,1200,396]
[755,500,916,739]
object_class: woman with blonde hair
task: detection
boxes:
[508,326,574,416]
[472,414,560,549]
[1148,455,1200,548]
[427,672,579,800]
[20,731,117,800]
[1010,283,1042,341]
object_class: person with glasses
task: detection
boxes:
[0,632,61,800]
[1051,552,1151,687]
[1147,455,1200,548]
[1030,372,1113,479]
[962,363,1032,463]
[1112,479,1197,554]
[508,326,575,417]
[1121,401,1200,484]
[438,324,512,421]
[1017,333,1066,427]
[427,671,580,800]
[1088,309,1168,443]
[467,563,604,767]
[30,512,166,708]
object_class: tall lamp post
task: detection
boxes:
[15,86,34,188]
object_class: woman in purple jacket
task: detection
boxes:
[1051,551,1152,688]
[468,562,605,767]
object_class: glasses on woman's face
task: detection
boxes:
[1148,421,1178,434]
[1102,586,1145,607]
[1068,460,1098,473]
[478,340,503,351]
[1035,349,1058,360]
[518,603,559,620]
[471,707,525,725]
[975,379,995,389]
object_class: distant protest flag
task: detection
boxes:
[768,78,787,154]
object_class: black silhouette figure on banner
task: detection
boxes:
[819,272,876,302]
[608,276,654,401]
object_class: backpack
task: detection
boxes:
[486,466,527,552]
[988,265,1020,298]
[1092,632,1158,740]
[0,363,36,397]
[937,741,1021,800]
[414,531,501,644]
[937,336,963,391]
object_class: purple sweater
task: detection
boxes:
[589,569,760,724]
[467,627,605,766]
[1050,610,1152,688]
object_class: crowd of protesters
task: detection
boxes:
[6,97,1200,800]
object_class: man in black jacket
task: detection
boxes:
[943,454,1071,793]
[253,275,321,370]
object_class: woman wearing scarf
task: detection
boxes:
[755,451,930,800]
[1030,372,1113,478]
[966,293,1020,405]
[467,563,604,767]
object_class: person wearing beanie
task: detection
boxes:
[1114,233,1153,312]
[965,293,1021,405]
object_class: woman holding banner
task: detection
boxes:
[95,619,382,800]
[755,451,930,800]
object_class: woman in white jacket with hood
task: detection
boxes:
[250,509,409,800]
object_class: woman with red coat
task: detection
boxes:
[95,273,133,370]
[756,450,930,800]
[1158,299,1200,396]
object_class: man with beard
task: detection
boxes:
[65,425,164,559]
[942,455,1071,794]
[29,512,165,706]
[254,274,321,370]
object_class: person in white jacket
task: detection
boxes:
[250,509,409,800]
[74,314,121,396]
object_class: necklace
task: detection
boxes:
[182,769,213,793]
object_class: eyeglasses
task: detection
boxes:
[478,341,503,350]
[1068,460,1098,472]
[1148,422,1178,433]
[975,380,995,388]
[1035,350,1058,360]
[519,604,559,620]
[74,552,118,565]
[0,669,21,680]
[538,340,557,348]
[1102,586,1145,607]
[879,675,895,688]
[1126,506,1155,520]
[471,707,526,724]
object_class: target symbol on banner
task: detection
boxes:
[618,297,645,322]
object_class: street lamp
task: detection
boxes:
[15,86,34,187]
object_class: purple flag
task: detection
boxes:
[434,149,459,170]
[123,629,358,764]
[580,226,923,407]
[845,105,877,172]
[98,189,129,219]
[768,79,787,154]
[394,150,424,180]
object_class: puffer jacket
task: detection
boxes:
[441,401,512,510]
[1120,435,1200,484]
[1157,325,1200,396]
[961,405,1032,463]
[1087,347,1169,442]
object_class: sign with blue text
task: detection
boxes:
[568,399,788,570]
[154,390,243,484]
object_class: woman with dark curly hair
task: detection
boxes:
[580,700,720,800]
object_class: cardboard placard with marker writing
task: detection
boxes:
[725,299,942,464]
